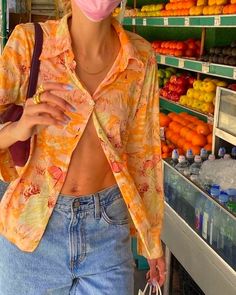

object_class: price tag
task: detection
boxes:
[214,16,220,26]
[233,68,236,80]
[143,18,147,26]
[202,62,210,73]
[132,18,136,26]
[184,17,190,26]
[164,18,168,26]
[179,59,185,68]
[160,55,165,64]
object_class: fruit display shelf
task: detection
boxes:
[160,96,214,123]
[156,54,236,79]
[123,14,236,27]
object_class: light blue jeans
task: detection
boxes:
[0,184,134,295]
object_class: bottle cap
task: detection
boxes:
[219,191,229,203]
[223,154,231,160]
[178,155,186,163]
[208,154,215,161]
[172,149,179,159]
[186,149,193,157]
[200,148,208,156]
[194,155,202,162]
[227,188,236,196]
[231,146,236,156]
[210,187,220,197]
[218,147,226,157]
[212,184,220,190]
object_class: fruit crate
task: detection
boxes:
[163,159,236,271]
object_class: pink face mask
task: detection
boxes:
[74,0,122,22]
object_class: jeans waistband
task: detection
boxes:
[55,184,120,213]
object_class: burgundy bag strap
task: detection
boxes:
[26,23,43,99]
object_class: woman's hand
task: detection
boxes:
[12,83,76,142]
[146,255,166,293]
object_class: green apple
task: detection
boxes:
[163,78,169,85]
[158,69,165,79]
[165,70,172,79]
[166,67,177,74]
[158,78,164,88]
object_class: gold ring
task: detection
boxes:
[32,85,45,105]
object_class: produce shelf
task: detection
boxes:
[160,96,213,123]
[123,15,236,28]
[157,54,236,80]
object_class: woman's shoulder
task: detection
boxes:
[11,19,60,44]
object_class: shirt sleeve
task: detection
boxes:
[0,24,32,182]
[126,52,164,259]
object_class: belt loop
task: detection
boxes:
[94,194,101,220]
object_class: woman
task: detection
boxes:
[0,0,165,294]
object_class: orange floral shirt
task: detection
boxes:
[0,14,164,259]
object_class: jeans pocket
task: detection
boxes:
[102,196,129,225]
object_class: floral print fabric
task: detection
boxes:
[0,14,164,259]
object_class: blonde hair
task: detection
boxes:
[56,0,126,22]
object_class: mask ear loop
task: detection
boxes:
[118,0,127,23]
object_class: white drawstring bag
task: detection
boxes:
[138,282,162,295]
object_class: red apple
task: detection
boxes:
[170,75,178,84]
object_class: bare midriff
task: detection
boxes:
[60,29,120,197]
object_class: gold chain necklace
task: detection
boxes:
[76,59,111,75]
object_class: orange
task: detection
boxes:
[168,143,175,150]
[207,133,213,144]
[196,124,211,136]
[162,153,169,159]
[172,123,183,134]
[165,129,173,141]
[187,116,199,123]
[177,137,186,148]
[171,133,180,145]
[191,145,201,155]
[188,123,197,130]
[183,141,193,152]
[177,148,184,156]
[180,127,191,138]
[179,112,189,118]
[168,112,177,119]
[162,145,171,153]
[192,134,207,146]
[185,130,197,142]
[160,114,172,127]
[169,121,179,131]
[204,144,212,152]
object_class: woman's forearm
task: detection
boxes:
[0,122,19,150]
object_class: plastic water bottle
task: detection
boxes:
[210,185,220,200]
[200,148,208,162]
[170,149,179,167]
[175,155,189,174]
[223,154,231,160]
[218,147,226,159]
[186,149,194,165]
[218,191,229,206]
[195,196,204,234]
[202,199,214,243]
[231,147,236,160]
[190,155,202,176]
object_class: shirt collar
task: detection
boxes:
[40,13,144,70]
